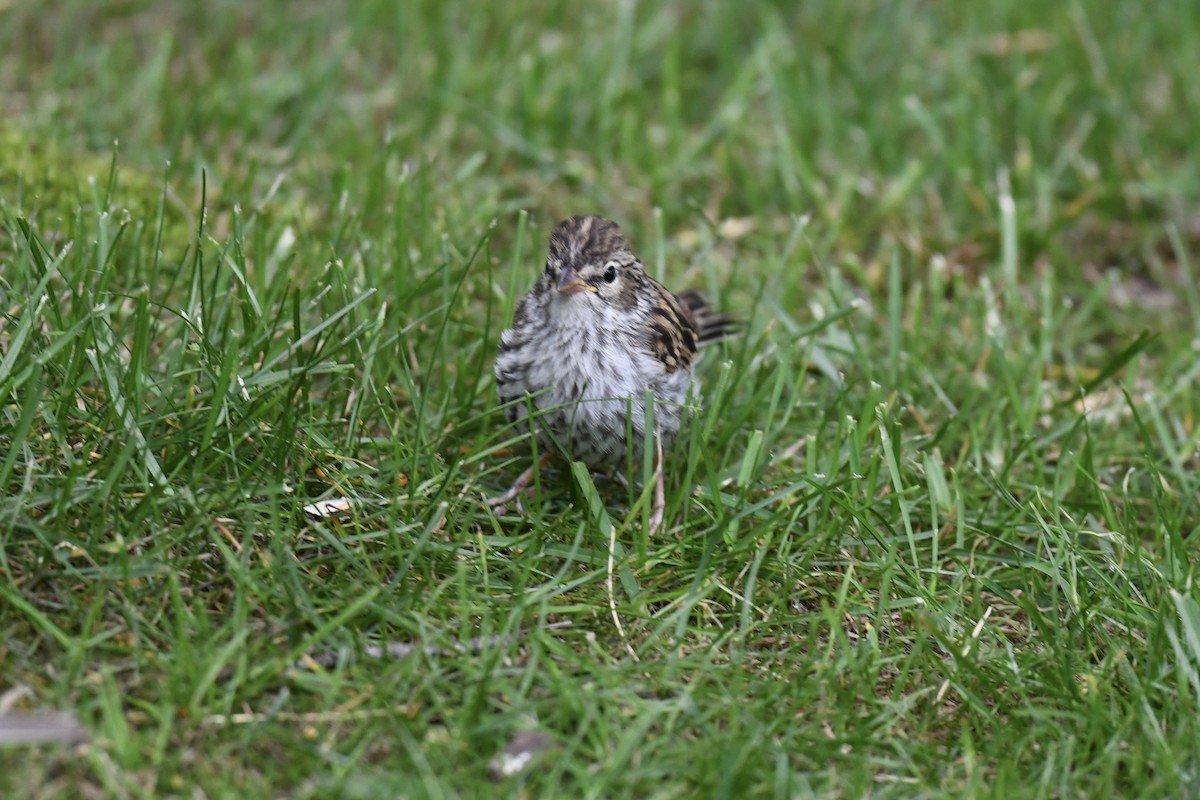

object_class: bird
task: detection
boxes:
[488,215,737,532]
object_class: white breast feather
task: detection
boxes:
[496,294,696,466]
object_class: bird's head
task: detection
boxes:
[543,215,642,311]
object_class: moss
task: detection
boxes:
[1,125,206,303]
[0,127,194,269]
[4,129,149,206]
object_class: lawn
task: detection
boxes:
[2,0,1199,797]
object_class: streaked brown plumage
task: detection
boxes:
[489,215,737,531]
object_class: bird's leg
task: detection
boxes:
[647,433,666,534]
[486,452,553,515]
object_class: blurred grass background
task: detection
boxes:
[2,0,1199,797]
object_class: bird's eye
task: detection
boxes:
[602,264,618,283]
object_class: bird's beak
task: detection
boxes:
[556,266,596,296]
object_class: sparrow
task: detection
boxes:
[488,215,737,532]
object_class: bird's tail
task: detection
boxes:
[674,289,740,345]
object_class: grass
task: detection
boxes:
[1,0,1199,796]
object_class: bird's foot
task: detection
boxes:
[486,453,553,517]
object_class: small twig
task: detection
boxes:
[202,706,414,727]
[295,621,574,671]
[0,686,89,747]
[0,712,89,746]
[214,518,242,553]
